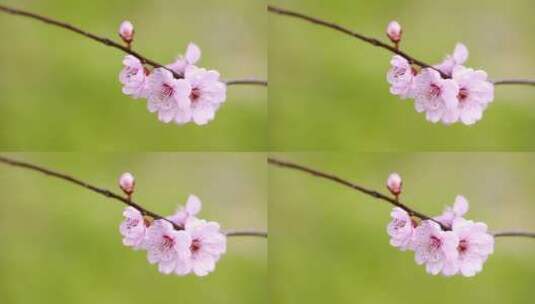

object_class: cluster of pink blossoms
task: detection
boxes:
[118,173,227,276]
[385,21,494,125]
[386,173,494,277]
[118,21,227,126]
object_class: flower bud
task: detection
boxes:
[119,172,135,195]
[119,20,134,43]
[386,21,402,43]
[386,173,402,196]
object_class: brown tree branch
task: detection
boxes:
[268,157,444,228]
[492,231,535,238]
[225,79,268,86]
[268,5,534,86]
[224,229,268,238]
[0,4,267,86]
[268,157,535,239]
[492,79,535,86]
[0,155,267,238]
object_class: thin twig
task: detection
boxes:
[0,155,267,238]
[268,157,535,239]
[268,5,439,74]
[0,5,176,76]
[268,157,444,227]
[493,231,535,238]
[225,79,268,86]
[492,79,535,86]
[0,4,266,86]
[268,5,535,86]
[224,229,268,238]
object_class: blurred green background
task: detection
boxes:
[0,0,266,151]
[270,153,535,303]
[269,0,535,151]
[0,153,267,304]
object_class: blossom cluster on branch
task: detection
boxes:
[386,174,494,277]
[118,173,227,277]
[118,21,227,126]
[266,158,532,278]
[386,22,494,125]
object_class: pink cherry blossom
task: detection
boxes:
[450,218,494,277]
[435,43,469,76]
[147,68,192,123]
[145,219,191,274]
[176,219,227,276]
[181,66,227,125]
[386,172,402,196]
[167,43,202,77]
[118,172,135,195]
[387,207,415,251]
[451,66,494,125]
[168,194,202,229]
[412,221,459,276]
[386,21,402,43]
[413,68,459,124]
[116,42,229,126]
[119,55,149,99]
[119,20,134,43]
[435,195,469,228]
[119,207,147,249]
[387,55,416,99]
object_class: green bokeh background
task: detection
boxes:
[0,153,267,304]
[270,153,535,303]
[0,0,266,151]
[269,0,535,151]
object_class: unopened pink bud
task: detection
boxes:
[119,172,135,195]
[386,21,402,43]
[387,173,402,196]
[119,20,134,43]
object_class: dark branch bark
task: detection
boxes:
[493,231,535,238]
[492,79,535,86]
[225,230,268,238]
[225,79,268,86]
[268,5,440,74]
[268,157,444,228]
